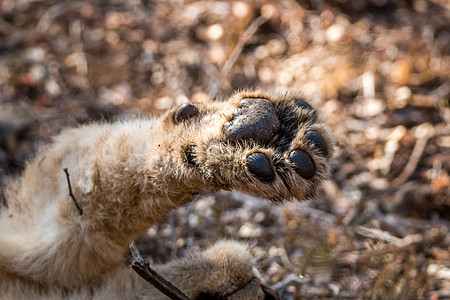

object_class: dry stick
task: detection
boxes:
[270,274,309,291]
[209,15,269,99]
[355,226,401,244]
[392,125,433,187]
[36,1,86,33]
[129,242,191,300]
[0,185,6,209]
[63,168,83,215]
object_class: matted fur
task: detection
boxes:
[0,89,334,299]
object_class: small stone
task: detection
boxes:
[153,96,174,110]
[238,223,261,238]
[206,24,223,41]
[326,24,345,43]
[232,2,250,19]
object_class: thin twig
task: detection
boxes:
[36,1,87,33]
[270,273,309,291]
[392,124,434,187]
[355,226,401,244]
[63,168,83,215]
[129,242,191,300]
[209,15,269,99]
[341,233,423,263]
[357,220,422,247]
[371,204,409,237]
[0,184,7,209]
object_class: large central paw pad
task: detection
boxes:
[223,98,280,143]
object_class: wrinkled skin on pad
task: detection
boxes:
[223,98,280,143]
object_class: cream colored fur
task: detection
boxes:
[0,89,334,299]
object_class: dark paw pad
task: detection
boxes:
[288,149,315,178]
[174,103,199,123]
[305,131,328,156]
[223,98,280,143]
[294,99,314,111]
[247,152,274,181]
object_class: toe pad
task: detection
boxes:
[305,131,328,156]
[175,103,199,123]
[247,152,275,181]
[289,149,315,178]
[295,99,314,111]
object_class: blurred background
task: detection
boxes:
[0,0,449,298]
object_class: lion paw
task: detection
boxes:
[172,90,335,202]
